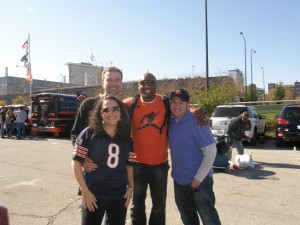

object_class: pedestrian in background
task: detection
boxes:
[168,89,221,225]
[225,111,250,155]
[0,107,7,138]
[5,110,13,138]
[13,107,27,139]
[75,90,88,103]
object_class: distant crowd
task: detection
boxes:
[0,106,28,139]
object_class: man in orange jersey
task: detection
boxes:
[123,72,170,225]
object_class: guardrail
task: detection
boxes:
[229,99,300,105]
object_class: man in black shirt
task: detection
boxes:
[71,66,124,146]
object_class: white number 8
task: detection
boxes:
[107,143,120,168]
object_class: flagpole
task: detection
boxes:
[28,33,32,100]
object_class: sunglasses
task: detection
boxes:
[101,106,121,114]
[139,80,156,86]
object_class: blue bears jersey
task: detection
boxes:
[73,127,134,199]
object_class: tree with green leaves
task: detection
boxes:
[247,85,257,101]
[0,100,7,106]
[12,95,30,106]
[273,83,285,100]
[191,81,237,117]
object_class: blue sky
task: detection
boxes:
[1,0,299,90]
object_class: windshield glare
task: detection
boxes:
[212,107,247,118]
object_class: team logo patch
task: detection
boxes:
[78,138,83,145]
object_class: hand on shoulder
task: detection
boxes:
[193,108,210,127]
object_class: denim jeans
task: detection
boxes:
[174,176,221,225]
[5,124,13,137]
[232,139,244,155]
[130,161,169,225]
[0,123,5,137]
[16,122,26,139]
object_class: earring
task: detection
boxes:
[102,120,104,125]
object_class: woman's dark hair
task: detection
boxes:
[89,95,131,140]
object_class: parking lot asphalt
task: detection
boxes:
[0,136,299,225]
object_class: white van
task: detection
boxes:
[210,105,266,146]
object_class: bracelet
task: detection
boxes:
[127,185,134,189]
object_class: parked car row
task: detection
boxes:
[1,102,299,147]
[209,103,300,147]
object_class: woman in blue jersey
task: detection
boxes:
[72,95,134,225]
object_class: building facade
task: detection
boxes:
[65,62,103,86]
[228,69,244,93]
[0,76,77,96]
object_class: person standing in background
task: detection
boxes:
[225,111,250,155]
[0,107,7,138]
[75,91,88,103]
[13,107,27,139]
[5,110,13,138]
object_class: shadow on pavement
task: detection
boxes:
[214,160,300,180]
[245,139,300,151]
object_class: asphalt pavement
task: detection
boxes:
[0,136,299,225]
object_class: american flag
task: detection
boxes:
[21,36,32,83]
[22,39,28,51]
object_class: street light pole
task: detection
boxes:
[205,0,209,91]
[192,65,194,76]
[250,48,256,101]
[261,67,265,101]
[240,32,247,101]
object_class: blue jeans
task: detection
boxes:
[5,124,13,137]
[17,122,26,138]
[174,176,221,225]
[1,123,5,137]
[130,161,169,225]
[232,139,244,155]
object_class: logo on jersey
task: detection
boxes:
[137,111,161,131]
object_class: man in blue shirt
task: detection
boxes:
[168,89,221,225]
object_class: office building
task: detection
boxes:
[65,62,103,86]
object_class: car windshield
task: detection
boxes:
[282,107,300,119]
[212,107,247,118]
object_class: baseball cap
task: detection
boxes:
[75,90,83,96]
[170,89,190,102]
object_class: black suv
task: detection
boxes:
[275,105,300,147]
